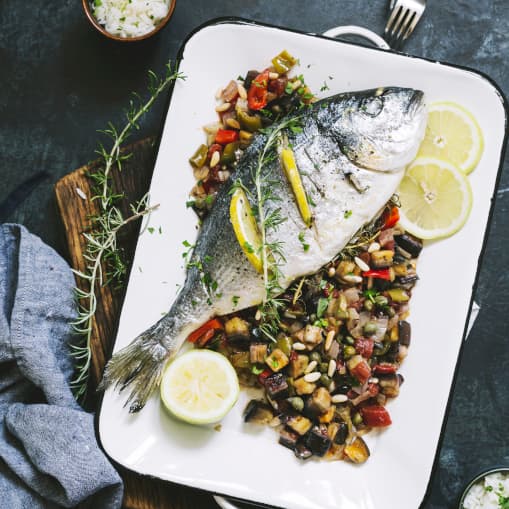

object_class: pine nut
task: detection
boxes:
[368,242,380,253]
[293,342,306,351]
[237,82,247,99]
[215,87,223,99]
[304,372,321,383]
[291,79,302,91]
[255,309,262,321]
[325,330,335,351]
[331,394,348,403]
[354,256,370,272]
[226,118,240,130]
[328,359,336,378]
[343,274,363,284]
[215,102,231,112]
[328,267,336,277]
[210,151,220,168]
[368,377,379,384]
[269,72,279,80]
[305,360,317,374]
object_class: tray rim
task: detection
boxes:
[97,16,509,509]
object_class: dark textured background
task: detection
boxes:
[1,1,508,508]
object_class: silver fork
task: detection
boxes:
[385,0,426,50]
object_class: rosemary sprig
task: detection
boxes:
[70,62,185,401]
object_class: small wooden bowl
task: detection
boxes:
[81,0,176,42]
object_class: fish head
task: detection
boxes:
[318,87,427,172]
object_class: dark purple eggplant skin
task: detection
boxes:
[262,372,289,399]
[334,422,348,445]
[395,233,423,258]
[294,442,313,460]
[244,70,259,89]
[305,425,332,457]
[398,320,411,346]
[243,400,273,424]
[279,427,299,450]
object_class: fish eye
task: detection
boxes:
[359,97,384,117]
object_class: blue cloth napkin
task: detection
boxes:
[0,224,123,508]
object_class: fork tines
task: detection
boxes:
[384,0,426,50]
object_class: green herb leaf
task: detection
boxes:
[317,297,329,318]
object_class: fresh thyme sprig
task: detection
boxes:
[70,62,185,401]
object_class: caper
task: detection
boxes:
[344,335,355,345]
[363,322,378,335]
[373,341,391,356]
[287,397,304,412]
[363,299,374,311]
[352,412,363,426]
[343,345,356,358]
[310,352,322,363]
[319,362,329,373]
[374,295,388,307]
[320,374,332,388]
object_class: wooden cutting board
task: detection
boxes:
[55,137,217,509]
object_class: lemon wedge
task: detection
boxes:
[418,101,484,174]
[160,350,239,425]
[397,156,473,240]
[281,148,313,227]
[230,187,263,273]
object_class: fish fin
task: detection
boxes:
[99,320,173,413]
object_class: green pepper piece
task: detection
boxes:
[237,110,263,132]
[189,144,208,168]
[271,50,298,74]
[239,130,253,148]
[387,288,410,303]
[220,142,240,165]
[276,336,293,356]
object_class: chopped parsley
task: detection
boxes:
[344,210,353,219]
[298,231,310,252]
[320,81,330,92]
[232,295,240,306]
[147,227,155,234]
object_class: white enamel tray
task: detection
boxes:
[99,19,507,509]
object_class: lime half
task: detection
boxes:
[398,156,473,240]
[418,101,484,175]
[160,350,239,425]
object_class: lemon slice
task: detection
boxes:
[160,350,239,425]
[281,148,313,227]
[230,187,263,273]
[397,156,473,240]
[418,101,484,174]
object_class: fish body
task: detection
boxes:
[102,87,427,411]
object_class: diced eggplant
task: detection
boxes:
[335,260,356,280]
[344,437,370,464]
[243,400,274,424]
[250,343,268,364]
[243,69,259,89]
[387,288,409,303]
[262,372,289,399]
[287,415,313,435]
[293,376,316,395]
[279,427,299,450]
[303,324,323,347]
[393,263,408,276]
[305,425,332,457]
[327,340,340,360]
[318,406,335,424]
[231,351,250,369]
[289,354,309,378]
[265,348,289,372]
[370,250,394,268]
[334,421,349,445]
[308,387,332,414]
[378,228,394,248]
[379,374,400,398]
[396,274,419,289]
[294,442,313,460]
[224,317,250,340]
[395,233,423,257]
[398,320,411,346]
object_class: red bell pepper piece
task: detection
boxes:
[215,129,239,145]
[383,206,400,229]
[354,338,374,359]
[347,355,372,384]
[363,268,391,281]
[360,405,392,427]
[187,318,223,344]
[258,368,272,385]
[373,363,398,375]
[247,70,269,110]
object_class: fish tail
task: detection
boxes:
[99,316,177,413]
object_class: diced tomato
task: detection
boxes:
[207,143,222,160]
[360,405,392,427]
[367,383,379,397]
[347,355,372,384]
[363,269,391,281]
[354,338,374,359]
[258,369,272,384]
[187,318,223,344]
[373,363,398,375]
[247,70,269,110]
[215,129,239,145]
[383,206,400,229]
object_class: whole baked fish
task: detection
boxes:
[101,87,427,412]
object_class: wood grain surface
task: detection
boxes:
[54,138,217,509]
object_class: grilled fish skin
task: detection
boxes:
[101,87,427,412]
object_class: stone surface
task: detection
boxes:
[1,1,508,508]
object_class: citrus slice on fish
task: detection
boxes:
[397,156,473,240]
[230,187,263,273]
[160,350,239,425]
[418,101,484,174]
